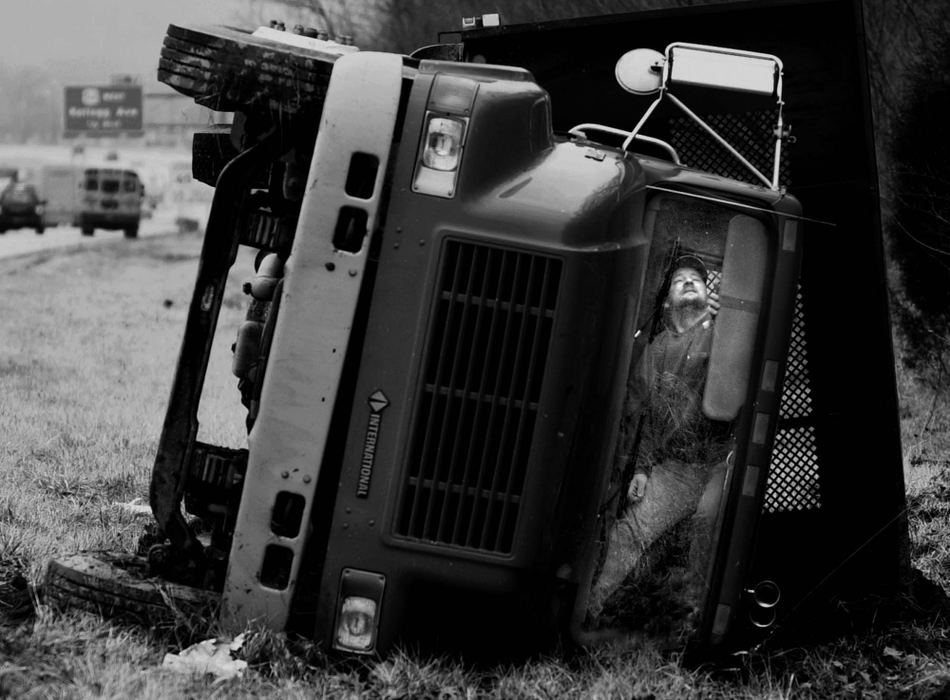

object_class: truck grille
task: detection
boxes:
[395,240,561,554]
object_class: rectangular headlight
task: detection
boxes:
[422,116,465,171]
[412,113,469,198]
[332,568,386,654]
[335,596,378,652]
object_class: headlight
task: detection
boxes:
[412,113,469,198]
[422,117,465,171]
[332,568,386,654]
[335,596,378,651]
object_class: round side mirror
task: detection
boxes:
[615,48,665,95]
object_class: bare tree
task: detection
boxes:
[885,36,950,378]
[0,66,60,144]
[858,0,950,378]
[231,0,360,42]
[255,0,732,54]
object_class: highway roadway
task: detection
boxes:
[0,206,207,261]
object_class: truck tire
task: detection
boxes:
[44,551,218,629]
[81,226,94,236]
[35,226,45,235]
[124,225,139,239]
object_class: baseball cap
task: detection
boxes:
[672,254,708,280]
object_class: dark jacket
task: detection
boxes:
[621,313,732,477]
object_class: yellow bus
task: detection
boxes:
[78,167,144,238]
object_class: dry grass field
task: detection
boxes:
[0,234,948,698]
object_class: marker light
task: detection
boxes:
[335,596,378,651]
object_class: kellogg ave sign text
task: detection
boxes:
[64,86,143,136]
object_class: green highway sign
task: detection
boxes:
[64,85,143,137]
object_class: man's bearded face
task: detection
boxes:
[668,266,708,312]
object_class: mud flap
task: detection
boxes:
[220,51,404,632]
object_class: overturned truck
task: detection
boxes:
[46,0,907,661]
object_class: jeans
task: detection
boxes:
[589,458,728,618]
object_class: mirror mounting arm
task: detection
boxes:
[622,88,667,151]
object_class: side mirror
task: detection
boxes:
[667,44,780,97]
[703,215,768,421]
[615,48,665,95]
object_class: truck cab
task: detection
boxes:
[156,31,802,659]
[47,0,905,665]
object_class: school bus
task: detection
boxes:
[78,167,144,238]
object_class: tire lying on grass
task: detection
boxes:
[44,551,218,629]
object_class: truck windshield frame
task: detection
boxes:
[581,191,775,647]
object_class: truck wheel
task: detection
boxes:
[35,226,45,235]
[44,551,218,629]
[124,226,139,239]
[81,226,94,236]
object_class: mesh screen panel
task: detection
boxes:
[668,110,791,187]
[664,110,814,512]
[765,289,822,512]
[778,292,813,420]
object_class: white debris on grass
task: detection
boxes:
[162,633,248,683]
[113,497,152,516]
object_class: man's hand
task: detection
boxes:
[627,472,649,502]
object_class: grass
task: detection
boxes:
[897,356,950,619]
[0,234,948,698]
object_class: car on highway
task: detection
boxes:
[0,182,45,234]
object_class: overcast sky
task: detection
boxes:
[0,0,252,88]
